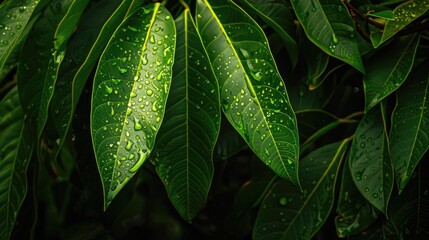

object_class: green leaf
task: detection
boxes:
[301,38,330,89]
[389,165,429,239]
[349,221,399,240]
[253,139,349,240]
[349,105,393,215]
[153,9,220,221]
[240,0,298,68]
[390,60,429,191]
[47,0,133,159]
[196,0,300,186]
[290,0,364,73]
[335,154,378,237]
[91,3,176,209]
[364,33,420,111]
[0,0,41,78]
[371,0,429,48]
[17,0,88,148]
[214,123,248,160]
[367,10,395,20]
[0,87,33,239]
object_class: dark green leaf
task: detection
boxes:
[335,154,378,237]
[290,0,364,73]
[364,34,420,111]
[389,165,429,239]
[196,0,300,186]
[17,0,88,148]
[253,139,349,240]
[349,221,399,240]
[371,0,429,47]
[48,0,133,159]
[91,3,176,209]
[301,38,330,89]
[390,60,429,191]
[366,10,394,20]
[0,0,41,78]
[240,0,298,68]
[349,105,393,215]
[0,87,33,239]
[153,9,220,221]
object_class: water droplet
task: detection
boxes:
[165,15,171,20]
[125,140,133,150]
[279,197,288,206]
[152,101,158,111]
[128,25,137,31]
[105,85,113,95]
[134,117,143,130]
[147,89,153,96]
[129,149,148,173]
[142,54,148,65]
[287,159,293,164]
[332,33,339,44]
[197,14,202,19]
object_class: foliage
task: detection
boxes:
[0,0,428,239]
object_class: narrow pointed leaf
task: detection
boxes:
[364,34,420,111]
[47,0,133,158]
[17,0,88,146]
[290,0,364,73]
[0,87,33,239]
[336,154,378,237]
[372,0,429,47]
[91,3,176,209]
[196,0,300,186]
[389,166,429,239]
[349,106,393,215]
[253,139,349,240]
[0,0,41,76]
[390,61,429,191]
[240,0,298,68]
[153,9,220,221]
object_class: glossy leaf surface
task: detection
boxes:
[253,140,349,240]
[91,3,176,209]
[0,0,40,76]
[364,34,420,111]
[290,0,364,73]
[153,9,220,221]
[372,0,429,47]
[349,106,393,214]
[48,0,133,158]
[336,155,378,237]
[240,0,298,68]
[0,88,33,239]
[390,61,429,191]
[196,0,300,186]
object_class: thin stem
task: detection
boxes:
[179,0,190,9]
[343,0,385,29]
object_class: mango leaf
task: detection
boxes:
[389,165,429,239]
[240,0,298,68]
[364,33,420,111]
[253,139,349,240]
[301,38,330,89]
[349,105,393,215]
[91,3,176,209]
[390,60,429,191]
[196,0,300,186]
[0,87,33,239]
[290,0,364,73]
[0,0,41,78]
[367,10,394,20]
[336,153,378,237]
[371,0,429,48]
[17,0,88,148]
[47,0,133,159]
[153,9,220,221]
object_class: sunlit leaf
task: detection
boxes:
[390,60,429,191]
[364,33,420,111]
[349,105,393,215]
[253,139,349,240]
[0,87,33,239]
[153,9,220,221]
[290,0,364,73]
[371,0,429,47]
[196,0,300,186]
[336,154,378,237]
[47,0,134,159]
[240,0,298,68]
[91,3,176,209]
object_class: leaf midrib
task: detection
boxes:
[203,0,292,182]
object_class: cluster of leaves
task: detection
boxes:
[0,0,428,239]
